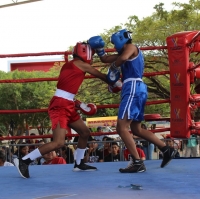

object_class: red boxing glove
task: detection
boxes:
[108,79,122,93]
[74,99,97,116]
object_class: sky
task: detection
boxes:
[0,0,189,72]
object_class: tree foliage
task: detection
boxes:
[0,64,62,136]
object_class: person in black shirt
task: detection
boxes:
[104,142,120,162]
[159,135,180,159]
[85,138,103,163]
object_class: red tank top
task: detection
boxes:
[57,60,86,94]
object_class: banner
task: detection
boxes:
[86,116,117,128]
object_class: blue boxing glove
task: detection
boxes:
[106,62,121,84]
[88,36,106,57]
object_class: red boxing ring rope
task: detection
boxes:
[0,128,171,141]
[0,71,170,84]
[0,46,167,58]
[0,99,170,114]
[0,44,174,140]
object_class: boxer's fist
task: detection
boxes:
[108,80,122,93]
[88,36,105,57]
[88,36,105,49]
[74,99,97,116]
[106,66,120,84]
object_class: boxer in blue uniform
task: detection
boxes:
[88,29,177,173]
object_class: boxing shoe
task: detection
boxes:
[119,157,146,173]
[14,158,32,178]
[73,159,97,171]
[160,146,177,168]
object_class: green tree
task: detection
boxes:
[0,65,62,137]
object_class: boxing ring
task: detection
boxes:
[1,31,200,199]
[0,159,200,199]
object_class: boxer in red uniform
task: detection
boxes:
[14,42,122,178]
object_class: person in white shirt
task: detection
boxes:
[0,150,14,166]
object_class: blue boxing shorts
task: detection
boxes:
[118,80,148,121]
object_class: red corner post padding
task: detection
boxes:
[166,31,200,138]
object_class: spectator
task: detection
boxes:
[100,136,114,158]
[1,146,7,153]
[140,123,155,160]
[124,144,146,161]
[97,135,108,151]
[161,134,181,150]
[104,142,120,162]
[12,143,40,166]
[42,151,66,165]
[94,127,105,148]
[10,140,16,156]
[13,143,29,159]
[60,145,74,164]
[184,134,198,157]
[1,146,12,162]
[85,138,103,163]
[26,133,40,152]
[159,135,180,159]
[0,150,14,166]
[90,136,99,152]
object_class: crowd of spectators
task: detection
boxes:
[0,125,200,167]
[0,150,14,166]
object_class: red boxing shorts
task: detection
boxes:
[48,96,80,130]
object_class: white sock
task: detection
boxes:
[75,148,85,165]
[22,148,42,161]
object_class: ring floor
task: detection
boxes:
[1,159,200,199]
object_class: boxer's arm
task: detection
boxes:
[108,44,138,72]
[100,42,137,65]
[99,54,119,64]
[74,60,108,84]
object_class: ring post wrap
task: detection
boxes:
[108,80,122,93]
[74,99,97,116]
[106,62,120,84]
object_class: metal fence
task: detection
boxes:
[0,138,200,165]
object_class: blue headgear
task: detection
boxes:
[110,29,132,53]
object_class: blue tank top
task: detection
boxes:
[121,49,144,82]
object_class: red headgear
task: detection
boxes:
[72,42,94,64]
